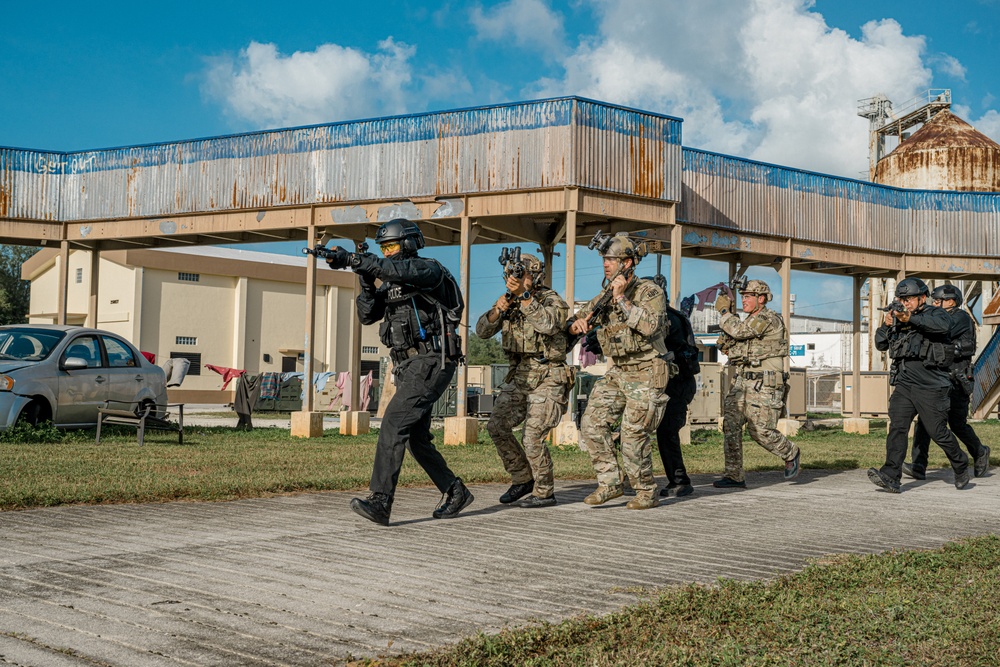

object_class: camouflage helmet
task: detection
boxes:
[930,283,962,306]
[895,277,929,298]
[741,279,773,303]
[518,253,545,281]
[600,233,646,264]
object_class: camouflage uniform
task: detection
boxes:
[476,276,572,500]
[716,281,799,483]
[578,277,669,506]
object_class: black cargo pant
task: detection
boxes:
[656,374,697,486]
[909,386,984,475]
[881,383,969,483]
[370,353,459,497]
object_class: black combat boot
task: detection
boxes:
[712,477,747,489]
[974,445,991,477]
[499,481,534,504]
[901,462,925,480]
[660,482,694,497]
[350,492,393,526]
[432,478,475,519]
[516,494,557,508]
[867,468,901,493]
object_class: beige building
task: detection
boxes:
[21,247,386,403]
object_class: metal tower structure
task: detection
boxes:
[857,89,951,180]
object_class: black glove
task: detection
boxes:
[351,253,380,277]
[582,329,603,355]
[324,246,351,270]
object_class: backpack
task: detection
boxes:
[669,305,700,376]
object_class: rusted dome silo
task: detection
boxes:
[875,110,1000,192]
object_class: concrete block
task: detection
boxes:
[290,411,324,438]
[679,424,691,445]
[339,411,370,436]
[777,418,800,437]
[553,421,580,448]
[843,417,870,434]
[444,416,479,445]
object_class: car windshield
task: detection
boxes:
[0,329,67,361]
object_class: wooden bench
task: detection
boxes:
[96,401,185,446]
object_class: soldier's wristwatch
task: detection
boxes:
[520,291,532,301]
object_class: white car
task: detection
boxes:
[0,325,167,429]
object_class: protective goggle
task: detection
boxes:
[379,242,401,255]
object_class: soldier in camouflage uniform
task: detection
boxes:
[713,279,800,488]
[569,233,670,510]
[477,253,573,508]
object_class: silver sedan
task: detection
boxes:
[0,325,167,429]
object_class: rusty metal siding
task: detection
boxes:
[572,99,683,202]
[59,99,583,220]
[679,148,1000,257]
[0,148,63,220]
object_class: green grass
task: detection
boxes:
[1,419,997,511]
[379,534,1000,667]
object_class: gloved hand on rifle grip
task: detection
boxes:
[581,328,603,355]
[715,293,732,314]
[324,246,352,270]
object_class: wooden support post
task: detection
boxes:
[57,240,69,325]
[293,220,324,438]
[444,213,478,444]
[88,246,100,328]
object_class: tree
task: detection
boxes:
[467,332,506,365]
[0,245,39,325]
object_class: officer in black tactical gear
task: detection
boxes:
[868,277,972,493]
[653,281,699,498]
[322,219,474,525]
[904,284,991,480]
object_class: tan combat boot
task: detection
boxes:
[626,493,659,510]
[584,484,624,506]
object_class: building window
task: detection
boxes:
[170,352,201,375]
[362,345,379,355]
[75,268,83,284]
[178,272,200,282]
[175,336,197,346]
[807,343,816,350]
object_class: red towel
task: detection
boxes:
[205,364,246,390]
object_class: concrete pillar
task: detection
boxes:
[553,200,580,446]
[87,247,100,328]
[776,255,798,434]
[444,213,478,444]
[293,222,323,438]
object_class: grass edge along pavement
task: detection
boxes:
[371,535,1000,667]
[1,419,998,510]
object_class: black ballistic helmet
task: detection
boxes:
[895,277,929,298]
[930,284,963,306]
[375,219,425,255]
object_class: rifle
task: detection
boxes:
[498,247,526,312]
[302,240,374,271]
[565,264,634,349]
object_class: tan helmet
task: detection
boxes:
[518,253,545,281]
[600,233,647,264]
[741,279,772,303]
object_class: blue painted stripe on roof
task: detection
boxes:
[683,147,1000,213]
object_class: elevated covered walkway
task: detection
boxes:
[4,97,1000,419]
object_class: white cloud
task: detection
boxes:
[930,53,967,80]
[202,39,416,128]
[532,0,943,177]
[969,109,1000,144]
[470,0,566,58]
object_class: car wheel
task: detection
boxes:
[17,400,50,427]
[135,399,156,418]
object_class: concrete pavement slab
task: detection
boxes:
[1,468,998,666]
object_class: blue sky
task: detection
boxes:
[2,0,997,320]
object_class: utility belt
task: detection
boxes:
[738,369,788,388]
[389,340,439,365]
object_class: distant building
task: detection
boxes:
[22,247,387,403]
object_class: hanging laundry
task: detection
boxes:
[205,364,246,390]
